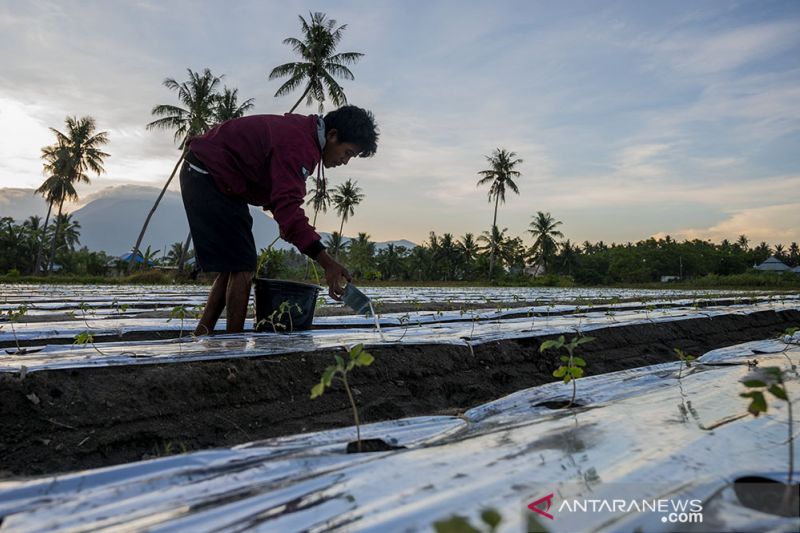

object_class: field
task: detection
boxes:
[1,283,799,531]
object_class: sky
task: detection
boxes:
[1,0,799,247]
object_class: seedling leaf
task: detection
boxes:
[310,382,325,399]
[768,384,788,401]
[572,356,587,367]
[553,367,567,378]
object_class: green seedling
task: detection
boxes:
[111,297,129,316]
[168,304,192,352]
[540,335,595,408]
[5,304,28,353]
[396,313,412,341]
[644,303,656,322]
[433,507,503,533]
[673,348,696,379]
[256,300,302,333]
[310,343,374,452]
[777,327,799,376]
[74,330,105,355]
[76,301,97,330]
[740,366,794,485]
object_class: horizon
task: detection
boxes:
[1,0,799,247]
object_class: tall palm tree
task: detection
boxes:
[269,12,363,113]
[214,86,255,123]
[324,231,346,258]
[306,177,334,228]
[528,211,564,272]
[43,117,109,272]
[331,179,364,258]
[129,68,224,273]
[476,148,522,279]
[49,213,81,256]
[33,158,71,274]
[736,234,749,251]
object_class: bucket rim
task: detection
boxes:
[253,277,325,292]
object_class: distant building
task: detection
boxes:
[753,256,791,272]
[793,266,800,274]
[523,263,546,277]
[660,275,681,282]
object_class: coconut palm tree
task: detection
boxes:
[528,211,564,272]
[306,178,335,228]
[269,12,363,113]
[324,231,347,258]
[214,86,255,123]
[736,234,749,251]
[43,117,109,272]
[476,148,522,279]
[128,68,224,273]
[33,160,71,274]
[478,226,509,259]
[331,179,364,258]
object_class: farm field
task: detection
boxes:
[1,284,798,531]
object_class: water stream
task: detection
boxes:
[367,301,386,342]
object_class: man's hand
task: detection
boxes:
[315,249,351,300]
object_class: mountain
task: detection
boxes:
[0,186,416,256]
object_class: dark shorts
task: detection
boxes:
[179,159,257,273]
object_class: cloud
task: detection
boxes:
[656,21,800,74]
[652,203,800,246]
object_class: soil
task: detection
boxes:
[1,308,798,478]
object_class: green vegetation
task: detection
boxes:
[673,348,696,379]
[433,508,502,533]
[539,334,595,408]
[740,366,794,484]
[310,344,374,451]
[256,300,302,333]
[4,305,28,353]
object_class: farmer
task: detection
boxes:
[180,105,379,335]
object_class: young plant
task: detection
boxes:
[740,366,794,484]
[255,235,282,278]
[111,297,130,316]
[256,300,302,333]
[74,330,105,355]
[168,304,193,352]
[539,335,595,408]
[644,303,656,323]
[673,348,696,379]
[5,304,28,354]
[168,305,190,339]
[310,344,375,452]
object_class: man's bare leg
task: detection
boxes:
[225,271,254,333]
[195,272,229,336]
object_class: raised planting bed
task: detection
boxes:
[1,307,798,477]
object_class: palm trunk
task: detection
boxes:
[45,198,65,274]
[177,231,192,272]
[128,150,186,273]
[337,217,346,259]
[304,207,321,279]
[289,85,313,113]
[488,195,499,279]
[34,200,54,275]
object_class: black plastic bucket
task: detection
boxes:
[254,278,322,332]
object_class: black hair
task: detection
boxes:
[323,105,379,157]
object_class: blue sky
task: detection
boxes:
[1,0,798,246]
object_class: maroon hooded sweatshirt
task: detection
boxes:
[188,113,324,257]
